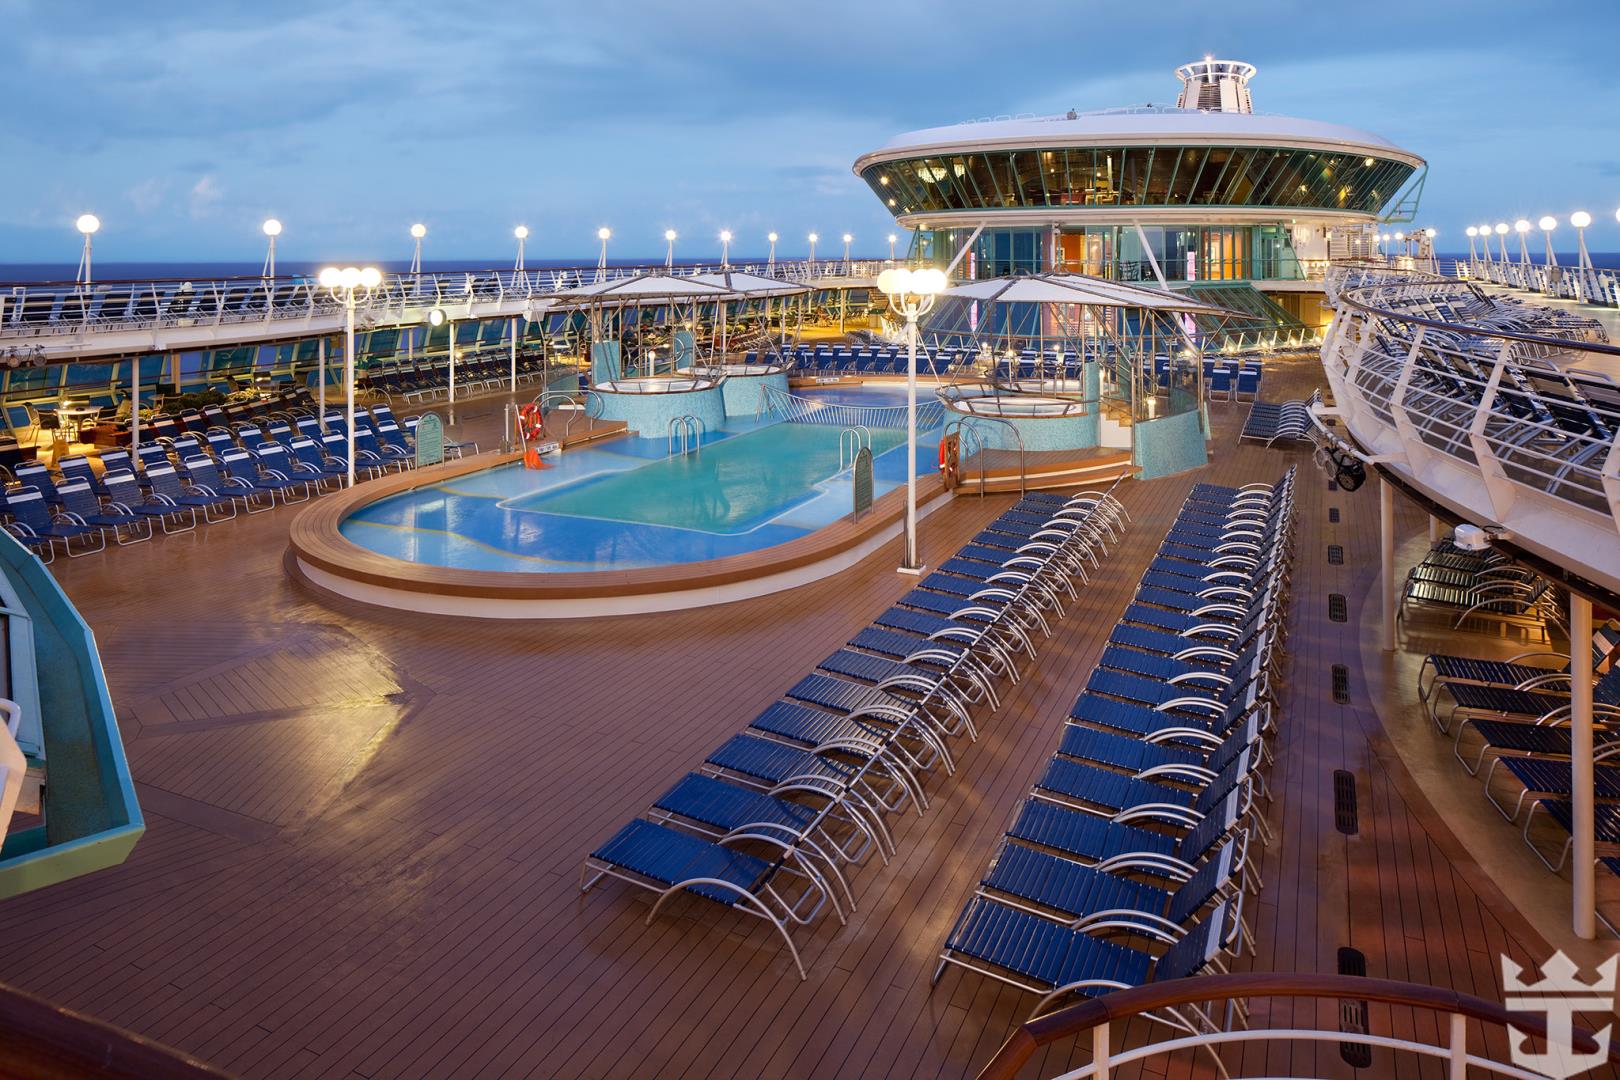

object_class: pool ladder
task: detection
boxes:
[838,425,872,471]
[668,415,705,457]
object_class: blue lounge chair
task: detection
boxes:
[3,486,104,560]
[55,477,150,544]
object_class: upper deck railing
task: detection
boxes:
[0,259,893,360]
[1456,253,1620,309]
[1320,263,1620,598]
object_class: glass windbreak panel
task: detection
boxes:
[864,148,1413,213]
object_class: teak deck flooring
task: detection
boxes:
[1,369,1609,1079]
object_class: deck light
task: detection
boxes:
[1493,223,1508,235]
[1572,212,1593,273]
[876,264,947,575]
[664,229,677,268]
[767,232,778,273]
[409,224,427,274]
[427,307,446,327]
[512,225,529,274]
[1466,226,1478,237]
[1514,219,1529,233]
[1615,208,1620,225]
[261,219,282,279]
[597,227,611,241]
[595,227,612,279]
[319,266,383,487]
[514,225,529,239]
[720,229,732,268]
[74,214,100,285]
[1540,216,1557,231]
[888,233,898,260]
[808,232,819,265]
[1424,228,1437,238]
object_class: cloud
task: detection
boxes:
[188,175,223,219]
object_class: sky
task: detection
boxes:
[2,0,1619,264]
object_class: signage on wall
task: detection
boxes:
[415,412,445,467]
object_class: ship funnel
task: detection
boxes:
[1174,58,1257,113]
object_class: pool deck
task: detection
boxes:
[2,365,1614,1078]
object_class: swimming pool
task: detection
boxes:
[340,385,938,572]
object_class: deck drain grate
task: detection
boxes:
[1337,946,1372,1067]
[1328,594,1347,622]
[1328,478,1339,491]
[1334,770,1359,834]
[1328,507,1341,523]
[1327,544,1344,565]
[1332,665,1350,704]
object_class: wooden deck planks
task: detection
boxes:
[0,375,1611,1078]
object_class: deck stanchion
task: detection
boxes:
[510,316,519,394]
[129,353,140,452]
[1380,477,1396,651]
[1448,1012,1467,1080]
[1572,591,1597,938]
[317,337,326,427]
[448,321,456,409]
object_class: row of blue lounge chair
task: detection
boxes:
[1238,398,1312,445]
[1399,537,1563,638]
[1426,617,1620,904]
[364,347,550,403]
[752,344,972,377]
[1,404,436,563]
[580,483,1134,978]
[933,467,1296,1028]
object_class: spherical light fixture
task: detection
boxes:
[664,229,677,242]
[427,307,446,327]
[1424,228,1437,239]
[357,267,381,289]
[513,225,529,239]
[1514,219,1530,234]
[1493,223,1508,235]
[410,223,427,239]
[842,233,852,244]
[1539,216,1557,232]
[808,232,819,243]
[911,268,947,295]
[75,213,100,235]
[1466,226,1478,238]
[1571,211,1592,229]
[767,232,778,243]
[719,229,733,243]
[597,227,611,241]
[318,267,341,288]
[262,218,282,237]
[338,266,361,288]
[876,268,911,295]
[888,233,897,244]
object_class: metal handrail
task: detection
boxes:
[975,971,1617,1080]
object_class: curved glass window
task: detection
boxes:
[863,145,1414,215]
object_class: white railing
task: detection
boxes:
[1320,264,1620,594]
[1453,255,1620,308]
[0,259,896,346]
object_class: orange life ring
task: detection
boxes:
[517,404,546,441]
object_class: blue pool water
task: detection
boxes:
[341,386,941,572]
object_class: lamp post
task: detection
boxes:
[664,229,677,269]
[513,225,528,274]
[262,219,282,279]
[596,227,611,282]
[317,265,382,487]
[888,233,897,262]
[1514,219,1531,268]
[808,232,818,270]
[767,232,778,274]
[842,233,852,270]
[1494,222,1510,263]
[1572,211,1593,271]
[1540,216,1559,270]
[409,223,426,274]
[1424,227,1438,273]
[1466,226,1478,264]
[720,229,732,269]
[75,213,100,287]
[1476,224,1492,266]
[876,266,947,573]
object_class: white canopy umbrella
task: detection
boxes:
[550,273,734,302]
[687,271,810,356]
[944,271,1243,315]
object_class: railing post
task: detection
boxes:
[1094,1021,1110,1080]
[1448,1012,1467,1080]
